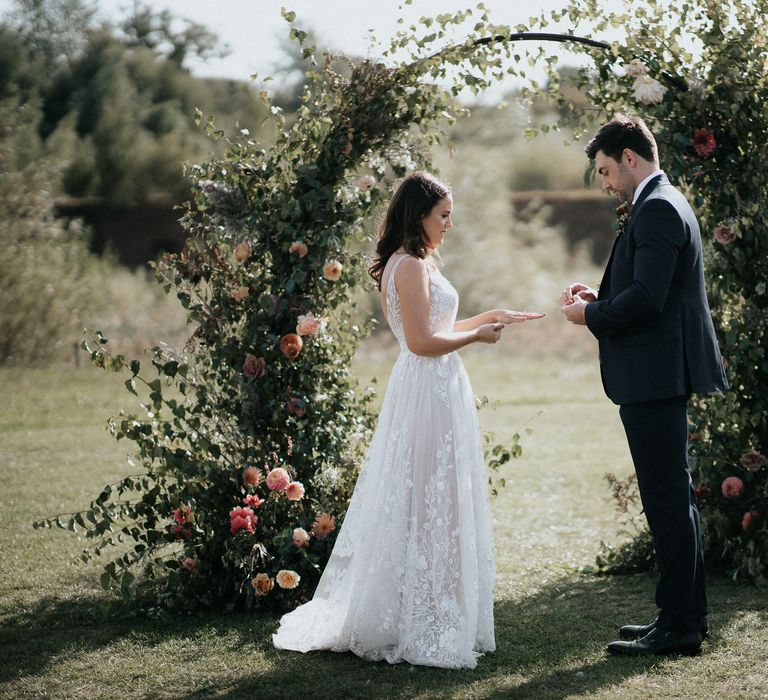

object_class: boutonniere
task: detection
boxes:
[615,201,633,238]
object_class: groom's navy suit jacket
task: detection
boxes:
[585,174,728,405]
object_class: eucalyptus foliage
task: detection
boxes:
[532,0,767,581]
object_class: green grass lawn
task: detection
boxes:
[1,342,766,699]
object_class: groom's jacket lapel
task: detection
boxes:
[597,174,665,301]
[585,173,727,405]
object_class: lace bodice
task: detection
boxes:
[384,255,459,351]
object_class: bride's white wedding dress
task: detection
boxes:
[272,254,495,669]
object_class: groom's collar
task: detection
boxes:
[631,169,666,206]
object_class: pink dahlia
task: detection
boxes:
[693,128,716,157]
[721,476,744,500]
[242,466,262,487]
[266,467,291,492]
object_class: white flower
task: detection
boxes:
[625,59,648,78]
[632,75,668,105]
[357,174,377,191]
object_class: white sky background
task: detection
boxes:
[0,0,629,101]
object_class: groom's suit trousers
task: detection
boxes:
[619,395,707,633]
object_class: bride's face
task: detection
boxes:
[422,195,453,249]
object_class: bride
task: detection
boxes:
[273,171,544,668]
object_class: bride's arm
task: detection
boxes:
[455,309,547,331]
[453,310,500,332]
[397,257,502,357]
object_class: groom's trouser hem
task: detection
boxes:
[619,394,707,634]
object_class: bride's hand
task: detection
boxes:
[494,309,546,324]
[476,323,505,344]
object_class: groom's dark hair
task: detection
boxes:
[585,114,658,163]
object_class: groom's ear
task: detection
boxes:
[622,148,637,167]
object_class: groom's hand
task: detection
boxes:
[560,282,598,304]
[561,296,588,325]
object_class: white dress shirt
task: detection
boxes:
[632,169,665,205]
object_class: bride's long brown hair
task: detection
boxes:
[368,171,451,290]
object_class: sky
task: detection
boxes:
[0,0,627,97]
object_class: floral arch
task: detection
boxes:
[36,1,767,611]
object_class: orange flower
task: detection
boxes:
[234,241,251,262]
[323,260,343,281]
[311,513,336,538]
[230,285,250,302]
[251,573,274,596]
[280,333,303,359]
[242,466,262,487]
[276,569,301,589]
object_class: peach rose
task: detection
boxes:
[713,224,736,245]
[322,260,343,281]
[230,285,250,302]
[289,241,308,257]
[182,557,198,572]
[296,312,323,336]
[242,467,262,487]
[311,513,336,538]
[721,476,744,500]
[340,142,353,156]
[251,573,274,596]
[741,449,768,472]
[292,527,310,547]
[279,333,303,359]
[276,569,301,589]
[266,467,290,492]
[234,241,251,263]
[357,174,376,191]
[243,354,265,378]
[285,481,305,501]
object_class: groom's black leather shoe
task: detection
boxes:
[619,616,709,641]
[608,626,702,657]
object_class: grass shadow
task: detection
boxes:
[1,572,764,699]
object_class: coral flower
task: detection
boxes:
[285,481,305,501]
[266,467,291,492]
[234,241,251,263]
[693,128,717,157]
[243,494,264,508]
[323,260,343,281]
[276,569,301,589]
[311,513,336,538]
[742,511,760,531]
[251,573,274,596]
[242,467,262,487]
[289,241,308,257]
[279,333,303,359]
[229,506,258,535]
[721,476,744,500]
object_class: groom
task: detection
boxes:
[561,114,727,656]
